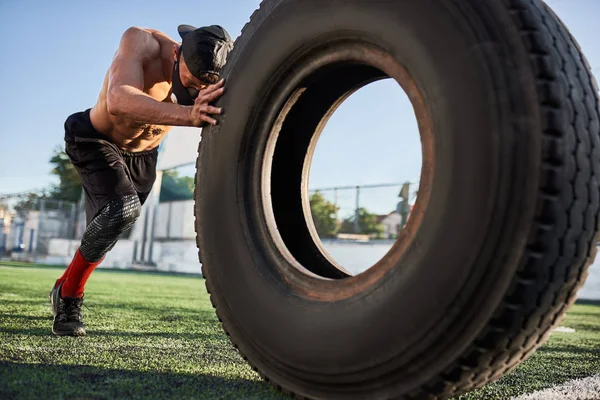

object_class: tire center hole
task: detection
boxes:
[264,49,430,281]
[305,78,422,275]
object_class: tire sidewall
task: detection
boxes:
[196,0,541,395]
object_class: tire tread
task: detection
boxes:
[435,0,600,396]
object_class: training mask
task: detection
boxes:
[171,50,199,105]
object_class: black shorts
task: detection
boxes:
[64,109,159,224]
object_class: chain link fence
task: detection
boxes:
[0,196,80,262]
[308,181,419,240]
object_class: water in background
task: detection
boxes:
[321,240,600,300]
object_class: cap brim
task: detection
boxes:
[177,24,196,39]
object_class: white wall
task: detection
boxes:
[380,213,403,238]
[156,127,202,170]
[154,200,196,239]
[22,211,39,251]
[44,237,203,275]
[153,240,203,274]
[45,238,137,270]
[41,237,600,300]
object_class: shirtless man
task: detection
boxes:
[48,24,234,336]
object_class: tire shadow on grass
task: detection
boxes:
[0,314,52,321]
[0,361,288,400]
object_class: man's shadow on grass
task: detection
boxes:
[0,314,50,321]
[0,304,224,340]
[0,326,227,341]
[0,361,288,399]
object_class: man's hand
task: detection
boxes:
[191,79,226,127]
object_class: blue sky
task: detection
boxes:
[0,0,598,217]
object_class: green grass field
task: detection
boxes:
[1,263,599,400]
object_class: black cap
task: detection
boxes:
[177,24,234,80]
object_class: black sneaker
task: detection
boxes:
[49,282,86,337]
[49,281,62,315]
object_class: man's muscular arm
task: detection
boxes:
[106,27,220,127]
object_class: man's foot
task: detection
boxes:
[49,282,86,337]
[49,281,62,315]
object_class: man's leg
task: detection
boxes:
[61,194,141,297]
[50,137,142,336]
[51,195,141,336]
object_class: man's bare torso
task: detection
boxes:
[89,29,177,152]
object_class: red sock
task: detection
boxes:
[61,249,104,298]
[54,264,73,289]
[55,248,87,288]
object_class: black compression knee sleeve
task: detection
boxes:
[80,194,141,262]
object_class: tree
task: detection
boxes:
[11,147,83,213]
[338,207,384,236]
[48,146,82,203]
[20,146,213,210]
[309,192,339,238]
[41,147,197,204]
[159,169,195,202]
[13,192,50,215]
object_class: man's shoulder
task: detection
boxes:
[118,27,171,60]
[120,27,158,44]
[121,27,176,45]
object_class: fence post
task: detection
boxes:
[28,229,35,255]
[132,240,138,262]
[0,209,5,255]
[149,201,159,263]
[140,204,150,263]
[354,185,361,233]
[333,188,338,222]
[166,202,172,239]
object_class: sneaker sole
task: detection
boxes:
[52,326,86,337]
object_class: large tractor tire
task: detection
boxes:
[194,0,600,398]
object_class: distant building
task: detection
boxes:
[376,204,415,239]
[0,205,12,254]
[376,212,403,239]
